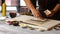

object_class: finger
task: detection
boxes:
[35,15,40,18]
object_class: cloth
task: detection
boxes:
[38,0,59,10]
[38,0,60,20]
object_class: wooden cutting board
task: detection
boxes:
[12,15,60,30]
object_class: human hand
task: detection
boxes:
[31,9,48,21]
[44,9,51,16]
[31,10,44,19]
[47,10,56,17]
[44,9,55,17]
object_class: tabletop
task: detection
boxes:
[0,12,60,34]
[0,20,60,34]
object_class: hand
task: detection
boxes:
[44,9,51,16]
[31,10,44,19]
[47,10,56,17]
[44,9,55,17]
[31,10,48,21]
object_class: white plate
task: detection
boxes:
[0,17,6,20]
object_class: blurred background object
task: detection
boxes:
[2,0,6,16]
[0,0,39,16]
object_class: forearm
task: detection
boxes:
[24,0,36,12]
[52,4,60,13]
[46,4,60,17]
[24,0,43,19]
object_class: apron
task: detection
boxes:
[38,0,60,20]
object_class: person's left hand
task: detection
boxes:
[44,9,51,16]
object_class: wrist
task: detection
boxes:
[47,10,56,17]
[30,8,38,12]
[51,10,57,14]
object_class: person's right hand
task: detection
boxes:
[31,10,44,20]
[31,10,48,21]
